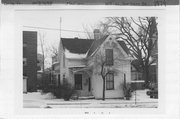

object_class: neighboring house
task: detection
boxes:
[150,30,158,85]
[51,55,60,85]
[149,64,157,84]
[37,53,43,89]
[55,30,132,99]
[23,31,37,92]
[43,68,52,87]
[131,60,144,90]
[37,53,43,71]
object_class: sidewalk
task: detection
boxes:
[23,90,158,108]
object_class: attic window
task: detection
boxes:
[105,49,113,66]
[109,38,112,40]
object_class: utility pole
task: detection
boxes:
[58,17,62,87]
[60,17,62,40]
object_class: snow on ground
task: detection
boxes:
[23,89,158,108]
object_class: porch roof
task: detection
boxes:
[69,67,92,76]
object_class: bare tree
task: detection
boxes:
[94,51,108,100]
[93,45,126,100]
[38,32,46,72]
[82,22,110,39]
[82,24,94,39]
[48,43,58,58]
[105,17,158,87]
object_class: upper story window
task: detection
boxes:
[105,49,113,66]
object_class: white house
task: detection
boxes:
[55,30,132,99]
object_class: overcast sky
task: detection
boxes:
[16,10,111,67]
[16,9,160,68]
[17,10,109,45]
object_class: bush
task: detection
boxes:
[52,81,75,101]
[123,83,132,100]
[62,82,75,101]
[41,84,56,94]
[53,87,62,98]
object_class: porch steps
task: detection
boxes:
[78,96,95,100]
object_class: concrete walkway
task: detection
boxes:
[23,90,158,108]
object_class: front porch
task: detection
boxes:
[69,67,93,98]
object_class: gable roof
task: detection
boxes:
[117,40,130,55]
[87,35,109,57]
[61,38,94,54]
[61,36,130,59]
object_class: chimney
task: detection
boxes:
[93,29,101,40]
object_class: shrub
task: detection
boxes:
[52,80,75,101]
[41,84,56,94]
[61,81,75,101]
[52,86,62,98]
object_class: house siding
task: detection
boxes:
[57,35,131,99]
[90,36,131,99]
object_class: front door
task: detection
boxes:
[74,74,82,90]
[88,78,91,92]
[58,74,60,87]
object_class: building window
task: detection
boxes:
[63,74,66,83]
[105,49,113,65]
[23,43,27,47]
[74,74,82,90]
[63,54,65,68]
[23,58,27,66]
[106,72,114,90]
[58,74,61,87]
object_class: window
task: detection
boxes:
[63,74,66,83]
[63,54,65,68]
[106,72,114,90]
[23,58,27,66]
[23,43,27,47]
[58,74,61,87]
[74,74,82,90]
[105,49,113,65]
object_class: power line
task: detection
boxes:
[23,25,93,33]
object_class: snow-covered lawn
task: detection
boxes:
[23,89,158,108]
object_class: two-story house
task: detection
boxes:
[56,30,132,99]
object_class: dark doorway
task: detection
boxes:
[58,74,60,87]
[88,78,91,92]
[74,74,82,90]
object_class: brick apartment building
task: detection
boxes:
[23,31,37,92]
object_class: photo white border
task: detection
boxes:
[1,4,179,118]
